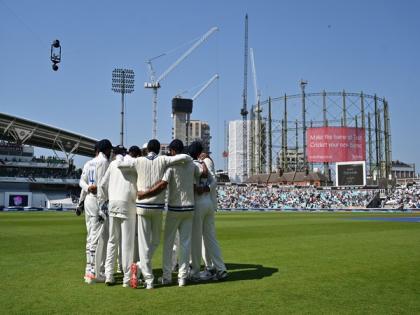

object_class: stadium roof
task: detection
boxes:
[392,160,414,168]
[0,112,97,157]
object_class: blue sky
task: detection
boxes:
[1,0,419,171]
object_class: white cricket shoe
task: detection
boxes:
[144,282,154,289]
[105,276,114,286]
[178,278,187,287]
[199,269,215,281]
[214,270,228,281]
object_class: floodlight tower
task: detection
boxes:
[145,27,218,139]
[112,68,135,146]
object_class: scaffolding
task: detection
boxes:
[245,91,391,183]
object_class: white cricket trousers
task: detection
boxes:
[202,237,213,269]
[162,211,193,281]
[172,232,180,271]
[105,213,136,285]
[133,216,139,263]
[190,198,226,278]
[137,208,163,285]
[84,195,108,278]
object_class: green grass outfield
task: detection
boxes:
[1,211,420,314]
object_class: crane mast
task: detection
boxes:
[241,14,249,180]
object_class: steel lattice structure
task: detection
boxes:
[249,91,391,183]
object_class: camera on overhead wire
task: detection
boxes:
[50,39,61,71]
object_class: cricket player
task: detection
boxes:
[194,147,228,281]
[98,145,137,288]
[138,139,201,287]
[127,146,142,265]
[116,146,142,275]
[118,139,192,289]
[79,139,113,284]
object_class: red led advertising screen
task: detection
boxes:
[307,127,366,163]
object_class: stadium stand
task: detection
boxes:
[217,184,380,210]
[383,186,420,209]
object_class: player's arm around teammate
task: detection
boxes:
[121,139,192,289]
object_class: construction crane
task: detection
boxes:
[191,74,219,101]
[241,14,249,180]
[250,48,260,105]
[172,74,219,146]
[144,27,219,139]
[188,74,219,145]
[250,47,262,174]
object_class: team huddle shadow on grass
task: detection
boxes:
[109,263,278,288]
[223,263,278,281]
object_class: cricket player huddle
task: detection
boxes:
[79,137,227,289]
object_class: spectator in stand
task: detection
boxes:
[217,185,378,210]
[385,186,420,209]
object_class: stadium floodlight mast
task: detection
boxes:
[112,68,135,146]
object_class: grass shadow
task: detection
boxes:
[149,262,278,287]
[223,262,279,282]
[110,262,278,288]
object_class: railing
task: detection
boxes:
[0,161,69,168]
[0,176,79,184]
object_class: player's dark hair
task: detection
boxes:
[97,139,113,153]
[113,145,127,156]
[128,145,141,157]
[188,141,203,160]
[168,139,184,154]
[147,139,160,155]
